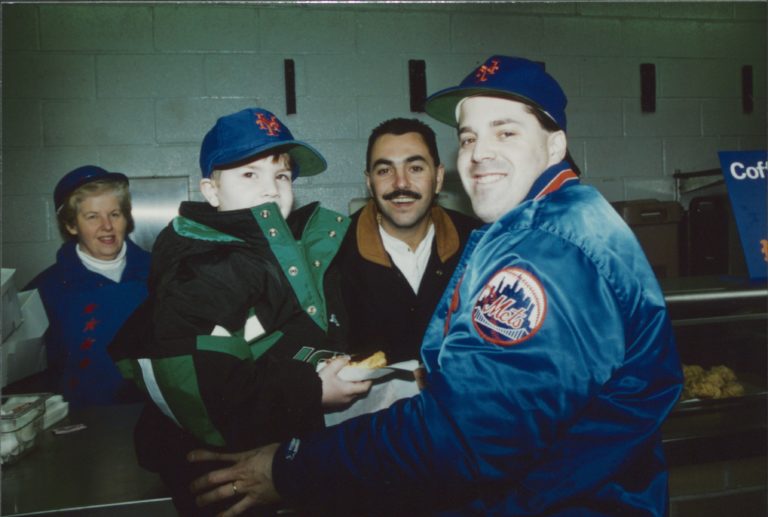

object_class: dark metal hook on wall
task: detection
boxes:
[640,63,656,113]
[285,59,296,115]
[409,59,426,113]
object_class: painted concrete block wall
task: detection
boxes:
[2,2,766,286]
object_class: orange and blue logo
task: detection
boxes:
[473,267,546,346]
[255,112,282,136]
[475,59,500,83]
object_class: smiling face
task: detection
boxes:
[66,191,127,260]
[201,153,294,218]
[456,96,566,223]
[366,132,445,238]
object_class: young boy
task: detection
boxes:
[109,107,369,516]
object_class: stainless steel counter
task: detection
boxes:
[659,275,767,467]
[1,403,174,516]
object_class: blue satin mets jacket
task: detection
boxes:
[272,161,683,516]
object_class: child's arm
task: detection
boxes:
[317,356,372,409]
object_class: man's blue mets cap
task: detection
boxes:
[54,165,128,212]
[199,108,327,180]
[425,55,568,132]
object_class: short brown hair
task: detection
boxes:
[366,118,440,172]
[211,152,293,182]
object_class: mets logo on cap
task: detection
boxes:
[474,58,500,82]
[473,267,547,346]
[255,112,282,137]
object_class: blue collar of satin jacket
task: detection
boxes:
[522,160,579,204]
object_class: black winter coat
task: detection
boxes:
[338,200,479,364]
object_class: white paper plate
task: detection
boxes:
[335,366,392,382]
[317,359,420,382]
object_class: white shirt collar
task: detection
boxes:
[378,223,435,294]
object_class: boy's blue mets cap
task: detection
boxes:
[54,165,128,212]
[425,55,568,132]
[199,108,327,179]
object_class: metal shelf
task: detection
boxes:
[660,275,767,465]
[671,312,767,327]
[673,168,724,202]
[661,276,767,305]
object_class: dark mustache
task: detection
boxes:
[382,190,422,201]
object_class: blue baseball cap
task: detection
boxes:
[199,108,326,179]
[54,165,128,212]
[425,55,568,131]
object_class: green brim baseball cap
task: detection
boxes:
[200,108,326,180]
[425,55,567,131]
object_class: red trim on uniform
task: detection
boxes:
[444,274,465,337]
[534,169,578,200]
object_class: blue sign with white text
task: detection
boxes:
[718,150,767,281]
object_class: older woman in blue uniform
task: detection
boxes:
[26,166,150,407]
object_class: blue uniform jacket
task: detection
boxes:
[26,239,151,407]
[272,162,683,516]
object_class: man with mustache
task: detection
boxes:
[188,56,683,516]
[339,118,479,363]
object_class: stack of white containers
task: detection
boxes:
[1,269,70,464]
[1,268,49,388]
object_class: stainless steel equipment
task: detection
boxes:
[662,276,767,464]
[128,176,190,252]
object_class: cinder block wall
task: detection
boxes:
[2,2,766,286]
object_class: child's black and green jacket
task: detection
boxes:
[109,200,350,453]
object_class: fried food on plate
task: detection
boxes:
[348,351,387,369]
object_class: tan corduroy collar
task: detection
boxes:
[356,199,461,268]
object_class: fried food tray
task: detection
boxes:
[673,373,767,414]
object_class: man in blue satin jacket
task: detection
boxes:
[189,55,683,517]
